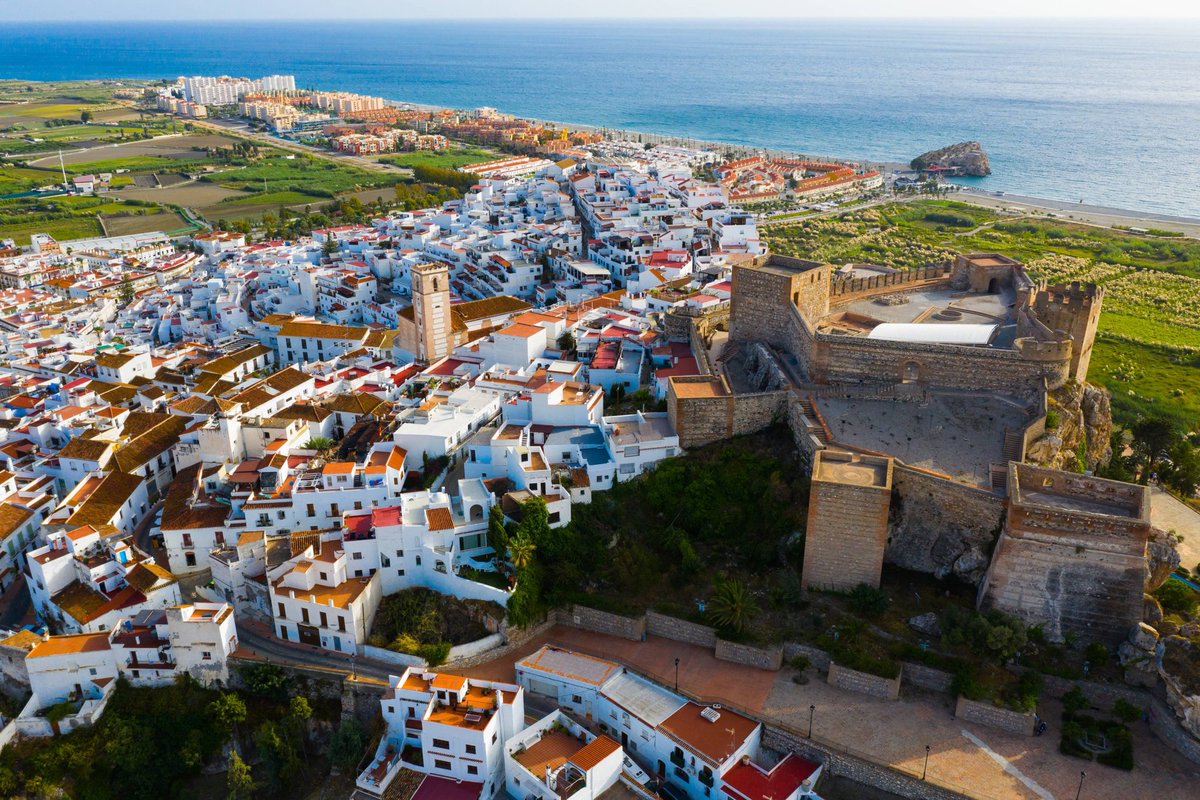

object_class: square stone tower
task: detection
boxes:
[410,261,450,363]
[801,450,894,592]
[980,462,1149,645]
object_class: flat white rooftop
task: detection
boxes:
[868,323,998,346]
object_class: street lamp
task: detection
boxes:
[1075,771,1085,800]
[922,745,930,780]
[807,705,815,738]
[674,658,680,692]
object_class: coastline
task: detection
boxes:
[381,97,1200,234]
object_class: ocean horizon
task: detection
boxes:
[2,19,1199,216]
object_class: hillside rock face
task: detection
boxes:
[1026,383,1113,472]
[1160,636,1200,740]
[911,141,991,176]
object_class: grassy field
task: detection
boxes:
[0,164,63,194]
[764,199,1200,425]
[379,146,498,170]
[224,189,324,206]
[1090,337,1200,427]
[0,215,103,244]
[210,153,395,195]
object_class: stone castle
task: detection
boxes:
[668,252,1156,645]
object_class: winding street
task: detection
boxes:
[233,617,394,684]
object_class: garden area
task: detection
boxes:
[379,144,497,170]
[368,587,504,667]
[0,665,368,800]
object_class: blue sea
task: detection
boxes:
[2,19,1199,217]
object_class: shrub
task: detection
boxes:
[847,583,891,617]
[1112,698,1143,725]
[833,646,900,680]
[1044,409,1060,430]
[417,642,451,668]
[1154,580,1199,616]
[789,654,811,672]
[951,668,986,701]
[1085,641,1110,666]
[1062,685,1089,715]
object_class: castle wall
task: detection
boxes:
[829,263,950,300]
[885,466,1006,583]
[1033,281,1104,383]
[806,331,1070,396]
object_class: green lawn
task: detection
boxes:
[380,146,497,170]
[1090,336,1200,428]
[1100,312,1200,350]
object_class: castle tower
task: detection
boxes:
[801,450,893,592]
[410,261,450,363]
[1032,281,1103,383]
[729,254,830,348]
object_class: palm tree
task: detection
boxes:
[304,436,336,454]
[507,534,536,570]
[707,578,760,634]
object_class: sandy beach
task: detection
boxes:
[396,98,1200,235]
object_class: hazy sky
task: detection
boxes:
[6,0,1200,20]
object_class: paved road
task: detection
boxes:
[235,617,395,684]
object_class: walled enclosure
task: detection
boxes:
[979,462,1151,645]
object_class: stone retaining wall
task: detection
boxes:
[827,662,901,700]
[903,663,955,693]
[449,617,557,669]
[646,611,717,648]
[556,605,646,641]
[783,642,832,671]
[954,696,1036,736]
[715,639,783,671]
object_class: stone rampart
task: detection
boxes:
[447,617,558,669]
[954,696,1036,736]
[731,390,789,437]
[556,605,646,641]
[886,465,1006,583]
[829,263,951,299]
[715,639,783,671]
[827,662,902,700]
[646,611,717,648]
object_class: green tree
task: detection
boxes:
[1132,415,1180,481]
[327,719,366,773]
[80,110,91,123]
[304,436,336,453]
[226,750,256,800]
[556,330,576,353]
[1162,440,1200,497]
[286,696,313,758]
[117,280,135,307]
[508,533,536,570]
[487,505,509,559]
[1112,698,1144,725]
[254,720,300,793]
[707,577,760,634]
[210,692,247,742]
[321,235,338,259]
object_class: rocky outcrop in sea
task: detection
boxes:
[911,141,991,176]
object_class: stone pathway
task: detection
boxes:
[463,625,1200,800]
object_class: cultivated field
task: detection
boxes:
[102,210,193,236]
[114,182,248,206]
[30,134,238,167]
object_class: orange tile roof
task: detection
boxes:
[570,734,621,770]
[27,631,111,659]
[425,507,454,531]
